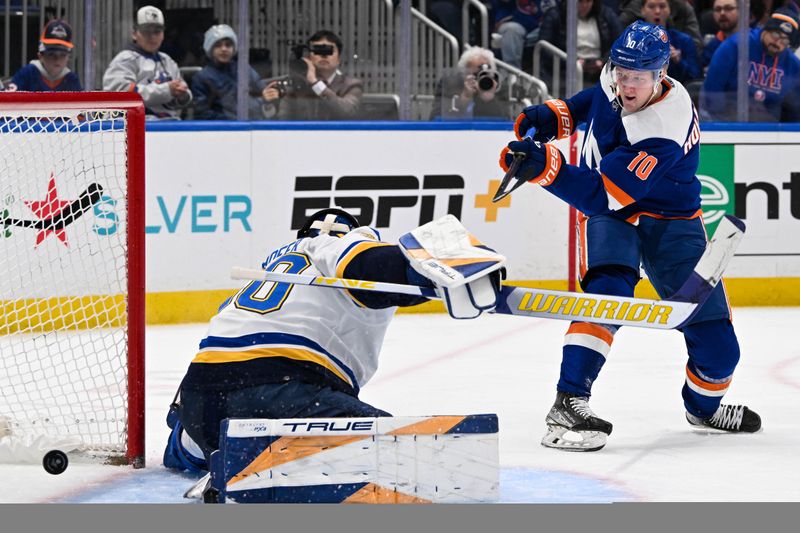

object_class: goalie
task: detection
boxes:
[163,208,504,473]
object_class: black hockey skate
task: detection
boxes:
[541,391,613,452]
[686,404,762,433]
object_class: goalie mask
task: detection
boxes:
[297,208,360,238]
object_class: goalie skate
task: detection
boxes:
[686,404,762,433]
[541,392,613,452]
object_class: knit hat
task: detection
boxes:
[38,20,73,53]
[764,9,799,46]
[203,24,238,57]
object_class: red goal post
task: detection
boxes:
[0,92,145,467]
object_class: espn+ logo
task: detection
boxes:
[291,174,464,230]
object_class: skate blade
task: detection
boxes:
[541,425,607,452]
[183,472,211,499]
[687,424,763,435]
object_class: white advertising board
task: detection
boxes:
[144,126,800,296]
[145,128,570,293]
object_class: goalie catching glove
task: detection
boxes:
[399,215,505,319]
[499,138,564,188]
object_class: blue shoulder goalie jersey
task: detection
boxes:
[180,226,399,397]
[544,63,703,224]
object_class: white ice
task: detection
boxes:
[1,308,798,503]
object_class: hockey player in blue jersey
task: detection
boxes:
[6,20,82,92]
[499,21,761,452]
[164,208,504,473]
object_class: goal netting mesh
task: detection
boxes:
[0,105,139,464]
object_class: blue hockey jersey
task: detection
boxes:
[8,61,82,92]
[541,63,702,224]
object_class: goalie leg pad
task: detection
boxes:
[210,415,499,503]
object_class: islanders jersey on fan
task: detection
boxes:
[544,63,702,224]
[181,227,410,397]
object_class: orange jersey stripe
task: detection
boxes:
[625,209,703,225]
[601,173,636,207]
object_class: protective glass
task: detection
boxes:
[613,66,660,88]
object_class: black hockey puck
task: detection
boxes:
[43,450,68,475]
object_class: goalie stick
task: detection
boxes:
[232,215,744,330]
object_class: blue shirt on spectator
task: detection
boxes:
[702,28,800,122]
[666,28,700,83]
[8,62,82,92]
[701,31,727,69]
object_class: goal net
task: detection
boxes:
[0,93,145,466]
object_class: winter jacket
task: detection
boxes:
[191,61,267,120]
[103,43,191,119]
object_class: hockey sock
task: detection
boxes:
[681,319,740,418]
[557,266,637,395]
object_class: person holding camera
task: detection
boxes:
[430,47,508,120]
[191,24,270,120]
[263,30,363,120]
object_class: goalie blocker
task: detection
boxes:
[204,414,499,504]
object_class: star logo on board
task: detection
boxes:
[23,172,73,247]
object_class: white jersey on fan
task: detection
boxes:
[192,226,395,392]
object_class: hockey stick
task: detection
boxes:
[492,152,526,203]
[232,215,744,330]
[1,183,104,231]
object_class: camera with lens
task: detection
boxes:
[476,63,499,92]
[274,43,312,98]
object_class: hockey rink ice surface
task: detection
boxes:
[1,308,799,503]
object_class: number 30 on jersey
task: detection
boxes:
[233,253,311,314]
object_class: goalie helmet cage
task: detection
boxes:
[0,92,145,467]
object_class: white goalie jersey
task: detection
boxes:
[190,227,397,394]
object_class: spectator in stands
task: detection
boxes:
[702,9,800,121]
[262,30,362,120]
[6,20,82,92]
[430,47,508,120]
[103,5,191,119]
[539,0,623,85]
[428,0,466,44]
[620,0,703,48]
[639,0,701,83]
[701,0,739,68]
[491,0,556,69]
[191,24,270,120]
